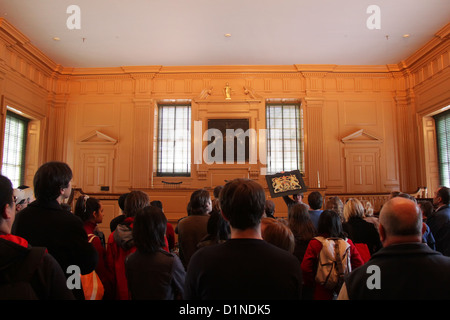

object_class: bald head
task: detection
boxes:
[379,197,423,245]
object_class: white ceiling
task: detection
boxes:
[0,0,449,68]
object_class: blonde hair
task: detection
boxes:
[343,198,365,221]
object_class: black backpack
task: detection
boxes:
[0,247,47,300]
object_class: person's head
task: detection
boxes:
[74,195,103,224]
[418,200,433,219]
[292,192,304,203]
[190,189,212,216]
[124,190,150,218]
[207,210,230,241]
[378,197,424,246]
[317,209,346,238]
[118,193,129,213]
[325,196,344,220]
[389,191,401,199]
[33,161,72,202]
[150,200,163,211]
[264,199,275,218]
[261,218,295,253]
[133,206,167,253]
[213,185,223,199]
[343,198,365,221]
[396,192,417,203]
[433,186,450,207]
[0,175,15,234]
[308,191,323,210]
[220,178,265,230]
[288,203,316,240]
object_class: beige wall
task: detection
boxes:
[0,19,449,234]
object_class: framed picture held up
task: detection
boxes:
[265,170,307,198]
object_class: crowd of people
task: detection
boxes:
[1,160,450,300]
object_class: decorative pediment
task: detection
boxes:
[78,130,118,145]
[341,129,383,144]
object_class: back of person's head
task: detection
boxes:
[220,178,265,230]
[325,196,344,220]
[396,192,417,203]
[133,206,167,253]
[124,190,150,218]
[343,198,365,221]
[437,186,450,205]
[190,189,211,215]
[308,191,323,210]
[0,175,14,221]
[74,195,101,222]
[418,200,433,218]
[389,191,401,199]
[288,203,316,240]
[261,218,295,253]
[118,193,129,212]
[379,197,422,238]
[213,185,223,199]
[150,200,163,210]
[33,161,72,202]
[317,209,346,238]
[207,210,230,240]
[325,196,343,213]
[264,199,275,217]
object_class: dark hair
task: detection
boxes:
[317,210,346,238]
[437,187,450,205]
[396,192,417,203]
[220,178,265,230]
[124,191,150,218]
[0,175,13,221]
[150,200,163,210]
[118,193,129,211]
[308,191,323,210]
[288,203,316,241]
[74,195,101,222]
[190,189,211,216]
[418,200,433,218]
[133,206,167,253]
[265,200,275,217]
[33,161,72,201]
[206,210,230,241]
[213,185,223,199]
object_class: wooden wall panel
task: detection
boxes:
[0,19,448,225]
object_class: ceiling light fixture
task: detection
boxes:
[52,37,60,41]
[402,34,410,38]
[224,33,232,38]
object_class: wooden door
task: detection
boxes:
[345,148,380,193]
[80,150,114,193]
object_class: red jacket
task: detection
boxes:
[106,217,169,300]
[301,236,364,300]
[83,221,114,299]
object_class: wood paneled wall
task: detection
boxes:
[0,19,448,230]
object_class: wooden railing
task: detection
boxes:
[324,187,429,213]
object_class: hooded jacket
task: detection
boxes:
[106,217,136,300]
[106,217,170,300]
[0,234,74,299]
